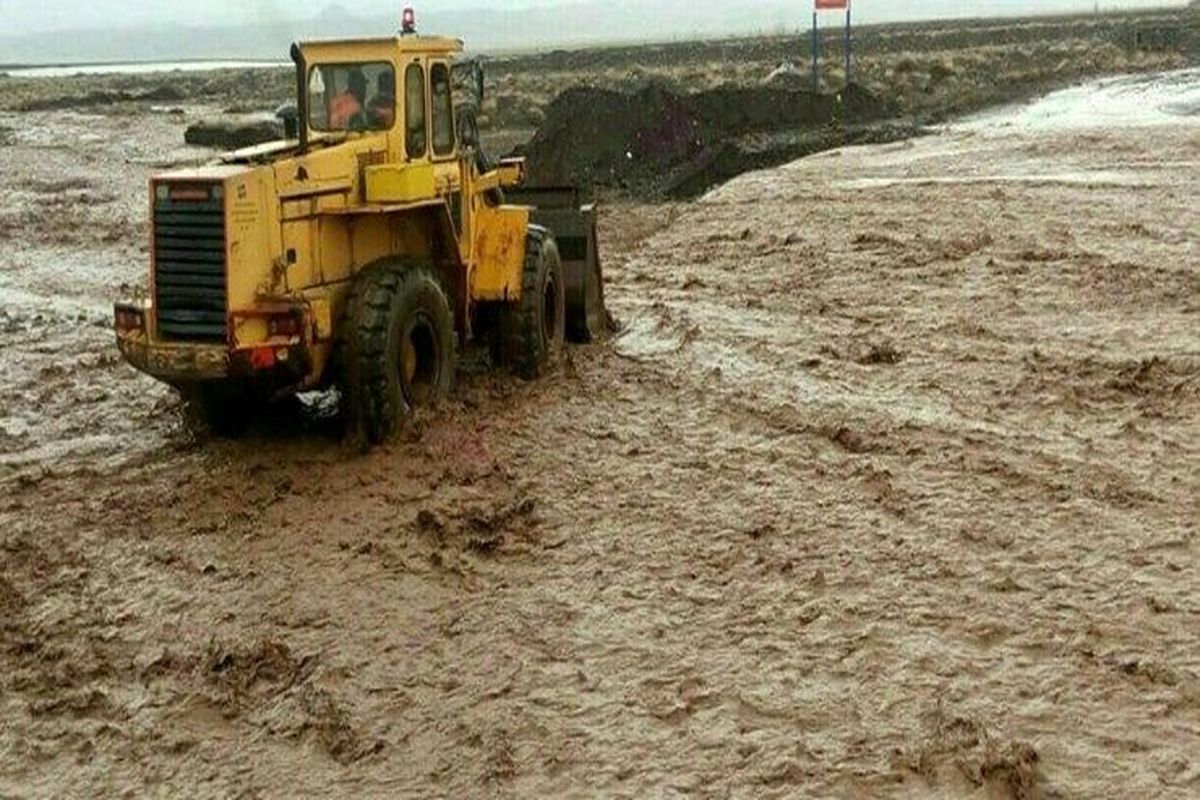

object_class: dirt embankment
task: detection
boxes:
[511,7,1198,197]
[16,84,185,112]
[0,69,294,115]
[521,81,905,198]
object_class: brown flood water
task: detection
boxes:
[1,71,1198,798]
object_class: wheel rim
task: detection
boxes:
[400,313,439,406]
[542,272,559,344]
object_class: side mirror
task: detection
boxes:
[275,103,299,141]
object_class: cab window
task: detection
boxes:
[430,63,455,157]
[308,62,395,132]
[405,64,427,158]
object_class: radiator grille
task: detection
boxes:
[153,196,227,342]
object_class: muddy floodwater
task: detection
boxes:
[1,70,1198,798]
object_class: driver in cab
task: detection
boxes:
[330,69,368,129]
[368,71,396,128]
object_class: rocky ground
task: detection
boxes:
[1,54,1198,800]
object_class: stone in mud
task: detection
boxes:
[764,61,806,89]
[184,116,283,150]
[858,341,906,365]
[139,85,185,103]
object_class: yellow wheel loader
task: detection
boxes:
[113,18,605,443]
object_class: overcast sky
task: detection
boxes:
[0,0,1184,34]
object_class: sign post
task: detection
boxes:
[812,0,851,91]
[812,11,820,92]
[845,3,853,85]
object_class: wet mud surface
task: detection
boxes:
[1,72,1199,797]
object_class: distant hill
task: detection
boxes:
[0,1,802,64]
[1,0,1190,65]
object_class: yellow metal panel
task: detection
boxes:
[225,170,274,308]
[498,158,526,188]
[318,217,354,285]
[300,37,463,62]
[309,297,333,340]
[281,217,317,286]
[472,206,530,302]
[273,139,374,199]
[365,163,437,203]
[432,161,462,194]
[345,216,394,277]
[232,315,269,348]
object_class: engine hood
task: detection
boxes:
[222,139,302,164]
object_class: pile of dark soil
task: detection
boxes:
[521,81,898,199]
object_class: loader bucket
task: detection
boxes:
[507,186,607,343]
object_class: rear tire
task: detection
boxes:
[503,227,565,380]
[340,262,456,445]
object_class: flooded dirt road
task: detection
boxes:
[1,71,1198,798]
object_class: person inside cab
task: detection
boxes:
[330,68,368,130]
[368,71,396,128]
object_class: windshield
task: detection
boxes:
[308,62,396,133]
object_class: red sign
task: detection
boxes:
[815,0,848,9]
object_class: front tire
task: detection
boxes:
[341,262,456,445]
[504,227,566,380]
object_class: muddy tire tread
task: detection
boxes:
[340,261,455,445]
[508,227,565,380]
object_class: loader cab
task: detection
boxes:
[293,36,462,167]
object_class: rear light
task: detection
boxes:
[168,187,209,202]
[267,312,303,338]
[155,183,223,202]
[250,347,276,370]
[246,347,293,372]
[115,306,145,332]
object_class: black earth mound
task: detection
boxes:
[521,81,907,199]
